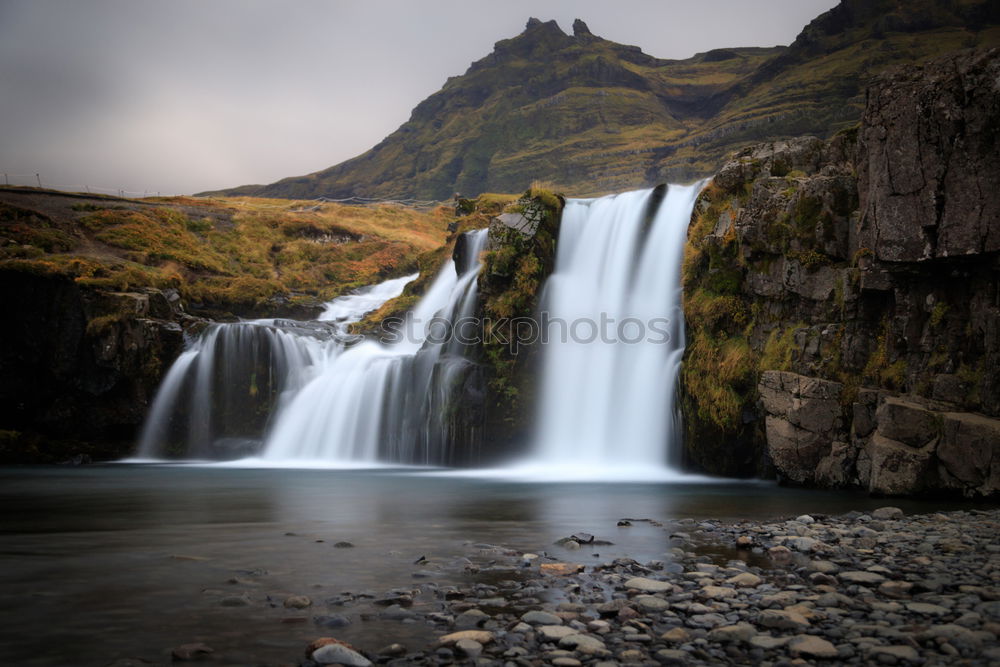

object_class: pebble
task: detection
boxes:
[521,609,563,625]
[623,576,674,593]
[558,633,607,654]
[283,595,311,609]
[707,622,757,643]
[839,570,886,584]
[788,634,838,659]
[758,609,811,630]
[311,643,372,666]
[539,625,577,641]
[726,572,762,587]
[454,638,483,658]
[437,630,494,645]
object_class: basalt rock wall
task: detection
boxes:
[681,48,1000,497]
[0,270,192,462]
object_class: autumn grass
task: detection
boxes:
[0,190,449,314]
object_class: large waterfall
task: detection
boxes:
[522,184,703,478]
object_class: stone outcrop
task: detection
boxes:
[857,48,1000,262]
[682,48,1000,497]
[0,269,192,462]
[761,374,1000,497]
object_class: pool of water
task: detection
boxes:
[0,464,987,666]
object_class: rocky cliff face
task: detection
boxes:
[0,270,192,462]
[681,48,1000,497]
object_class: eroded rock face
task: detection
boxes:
[0,270,189,462]
[857,49,1000,262]
[682,48,1000,496]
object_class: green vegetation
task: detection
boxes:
[479,186,562,404]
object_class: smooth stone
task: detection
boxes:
[539,625,577,641]
[768,545,793,561]
[313,614,351,628]
[624,576,674,593]
[312,643,372,666]
[787,634,838,659]
[284,595,312,609]
[878,581,913,599]
[811,560,840,574]
[219,595,250,607]
[698,585,737,600]
[761,591,799,607]
[379,604,413,620]
[687,613,727,628]
[558,633,606,654]
[377,643,406,656]
[785,536,820,552]
[869,645,920,661]
[750,635,790,649]
[635,595,671,612]
[454,609,488,629]
[587,619,612,634]
[654,649,689,664]
[871,507,904,520]
[552,658,582,667]
[727,572,762,587]
[454,638,483,658]
[906,602,949,616]
[437,630,494,645]
[171,643,213,660]
[758,609,810,630]
[661,627,690,643]
[521,610,563,625]
[839,571,886,585]
[707,622,757,643]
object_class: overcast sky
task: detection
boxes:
[0,0,838,195]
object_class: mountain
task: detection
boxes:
[205,0,1000,200]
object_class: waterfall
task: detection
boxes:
[263,229,488,465]
[525,184,703,476]
[135,273,417,460]
[135,184,701,475]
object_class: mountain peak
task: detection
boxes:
[572,19,593,37]
[523,17,565,37]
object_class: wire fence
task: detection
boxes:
[1,172,448,209]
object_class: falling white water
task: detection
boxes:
[318,273,416,331]
[262,229,489,465]
[522,184,704,478]
[135,272,416,459]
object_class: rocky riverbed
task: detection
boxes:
[169,508,1000,666]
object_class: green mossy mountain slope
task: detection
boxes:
[206,0,999,201]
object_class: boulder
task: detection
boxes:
[865,434,934,495]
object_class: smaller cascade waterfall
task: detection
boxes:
[527,184,704,476]
[135,273,416,460]
[263,229,489,465]
[136,229,488,465]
